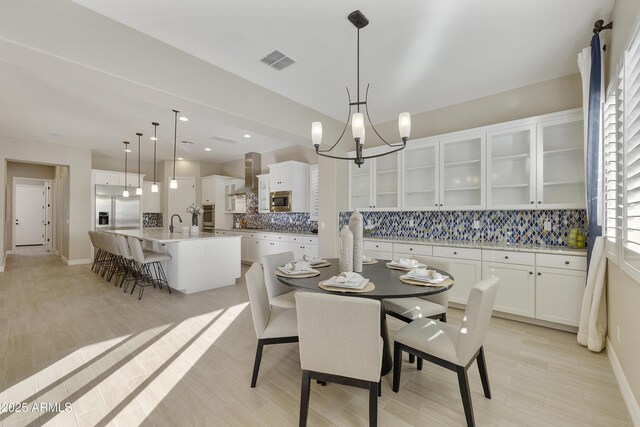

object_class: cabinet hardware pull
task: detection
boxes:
[565,261,570,264]
[538,201,542,204]
[504,256,509,259]
[537,272,541,276]
[453,251,457,255]
[530,201,534,204]
[409,248,413,251]
[529,271,533,275]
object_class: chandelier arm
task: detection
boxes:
[317,87,352,153]
[363,84,403,148]
[316,140,406,162]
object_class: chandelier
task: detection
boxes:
[311,10,411,167]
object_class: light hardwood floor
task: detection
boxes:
[0,251,632,427]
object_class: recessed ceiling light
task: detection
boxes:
[149,136,157,141]
[124,148,132,153]
[243,134,251,138]
[177,157,184,160]
[179,116,189,122]
[204,147,212,151]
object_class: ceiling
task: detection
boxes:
[0,0,614,163]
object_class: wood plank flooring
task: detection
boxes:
[0,251,632,426]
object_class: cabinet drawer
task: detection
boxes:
[433,246,482,260]
[303,237,318,245]
[393,243,433,257]
[364,241,393,252]
[483,250,534,265]
[536,253,586,271]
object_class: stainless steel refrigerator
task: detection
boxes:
[95,185,141,230]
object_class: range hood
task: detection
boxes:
[230,152,261,197]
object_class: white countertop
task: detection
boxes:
[364,237,587,256]
[113,229,241,243]
[215,228,318,237]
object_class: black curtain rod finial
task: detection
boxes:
[593,19,613,34]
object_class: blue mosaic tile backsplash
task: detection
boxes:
[233,194,318,233]
[338,210,587,246]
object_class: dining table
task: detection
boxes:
[276,258,455,375]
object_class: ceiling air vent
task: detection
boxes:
[260,50,295,71]
[210,135,240,144]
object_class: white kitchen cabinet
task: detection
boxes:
[224,178,246,213]
[487,125,537,209]
[201,176,214,204]
[439,133,486,210]
[309,164,319,220]
[535,253,586,326]
[401,139,440,210]
[246,237,261,263]
[94,170,122,186]
[482,255,536,318]
[432,246,482,304]
[268,161,310,212]
[363,241,393,261]
[348,147,401,211]
[142,181,161,213]
[257,174,270,213]
[536,114,585,209]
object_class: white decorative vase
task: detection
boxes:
[349,210,364,272]
[190,225,200,236]
[339,225,353,273]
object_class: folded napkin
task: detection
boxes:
[303,255,325,265]
[325,272,369,289]
[362,255,373,262]
[278,260,317,275]
[404,268,448,283]
[390,258,422,268]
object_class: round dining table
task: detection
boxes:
[277,258,455,375]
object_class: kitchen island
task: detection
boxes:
[113,229,241,294]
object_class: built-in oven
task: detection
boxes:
[202,204,214,231]
[270,191,291,212]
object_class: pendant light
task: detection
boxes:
[151,122,159,193]
[135,132,143,195]
[122,141,130,197]
[169,109,179,189]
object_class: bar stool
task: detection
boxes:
[126,236,172,299]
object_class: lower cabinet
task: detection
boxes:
[535,266,585,327]
[436,257,482,305]
[482,262,535,317]
[364,241,393,261]
[236,231,319,263]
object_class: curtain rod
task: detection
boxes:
[593,19,613,34]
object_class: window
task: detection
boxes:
[603,68,624,263]
[622,22,640,280]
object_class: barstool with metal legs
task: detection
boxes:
[126,236,172,299]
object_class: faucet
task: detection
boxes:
[169,214,182,233]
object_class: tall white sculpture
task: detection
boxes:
[339,225,353,273]
[349,210,364,272]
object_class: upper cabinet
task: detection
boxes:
[268,161,310,212]
[224,178,246,213]
[487,125,537,209]
[486,112,584,210]
[536,115,585,209]
[93,170,142,188]
[439,133,486,210]
[401,139,439,210]
[349,147,401,211]
[201,176,214,204]
[257,174,270,213]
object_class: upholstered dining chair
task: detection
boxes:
[262,252,297,308]
[246,263,298,388]
[392,277,500,427]
[295,292,383,427]
[384,256,451,323]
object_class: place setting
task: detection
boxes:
[386,257,427,271]
[302,254,331,268]
[399,267,452,287]
[318,271,375,293]
[362,255,377,265]
[275,260,321,278]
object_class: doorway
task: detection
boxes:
[14,183,46,246]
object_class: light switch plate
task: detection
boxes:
[409,219,415,227]
[544,220,552,231]
[473,220,480,229]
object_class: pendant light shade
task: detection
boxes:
[170,109,179,190]
[122,141,130,197]
[136,132,143,195]
[151,122,159,193]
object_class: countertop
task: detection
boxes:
[363,236,587,256]
[112,229,241,243]
[214,228,318,237]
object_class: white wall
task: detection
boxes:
[0,137,92,267]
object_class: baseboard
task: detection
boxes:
[607,338,640,427]
[63,257,92,266]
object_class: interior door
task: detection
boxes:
[168,177,196,230]
[15,184,46,246]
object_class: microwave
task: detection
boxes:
[270,191,291,212]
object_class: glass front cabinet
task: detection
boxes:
[348,147,401,211]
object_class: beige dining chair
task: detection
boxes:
[295,292,383,427]
[262,252,297,308]
[246,263,298,388]
[384,256,451,323]
[392,277,499,427]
